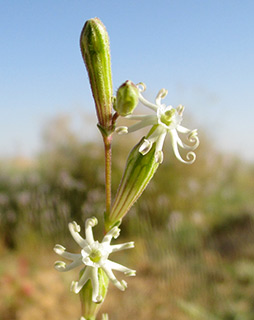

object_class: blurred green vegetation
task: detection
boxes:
[0,115,254,320]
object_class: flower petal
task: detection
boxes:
[102,226,120,244]
[109,241,134,253]
[69,222,88,248]
[138,92,158,111]
[102,264,127,291]
[54,257,83,272]
[85,217,98,245]
[169,130,196,164]
[107,260,136,276]
[155,88,168,105]
[90,267,102,303]
[54,244,81,261]
[72,266,91,293]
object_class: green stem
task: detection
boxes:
[103,135,112,217]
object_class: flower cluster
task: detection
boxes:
[54,217,135,303]
[116,83,199,164]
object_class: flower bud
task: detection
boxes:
[114,81,139,116]
[80,18,113,132]
[105,137,159,230]
[79,267,109,320]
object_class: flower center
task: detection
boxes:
[89,249,102,263]
[160,109,175,127]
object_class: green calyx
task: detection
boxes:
[80,18,113,131]
[105,137,159,231]
[114,80,139,116]
[80,268,109,319]
[160,109,175,127]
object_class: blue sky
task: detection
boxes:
[1,1,254,161]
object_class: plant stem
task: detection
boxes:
[103,135,112,217]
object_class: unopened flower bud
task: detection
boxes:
[105,137,159,230]
[80,18,113,132]
[114,81,139,116]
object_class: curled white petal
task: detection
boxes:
[155,88,168,105]
[177,104,184,116]
[115,126,128,135]
[102,226,120,244]
[169,130,196,164]
[155,131,167,163]
[102,264,127,291]
[54,258,83,272]
[110,241,135,253]
[90,267,102,303]
[127,118,156,133]
[174,128,199,150]
[85,217,97,245]
[125,114,156,121]
[73,267,92,293]
[54,261,66,271]
[155,151,164,164]
[68,222,87,248]
[107,260,136,276]
[70,280,79,293]
[54,244,80,260]
[139,139,152,155]
[138,92,158,111]
[136,82,146,92]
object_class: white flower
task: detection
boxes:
[54,217,135,303]
[116,83,199,164]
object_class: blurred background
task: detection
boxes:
[0,1,254,320]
